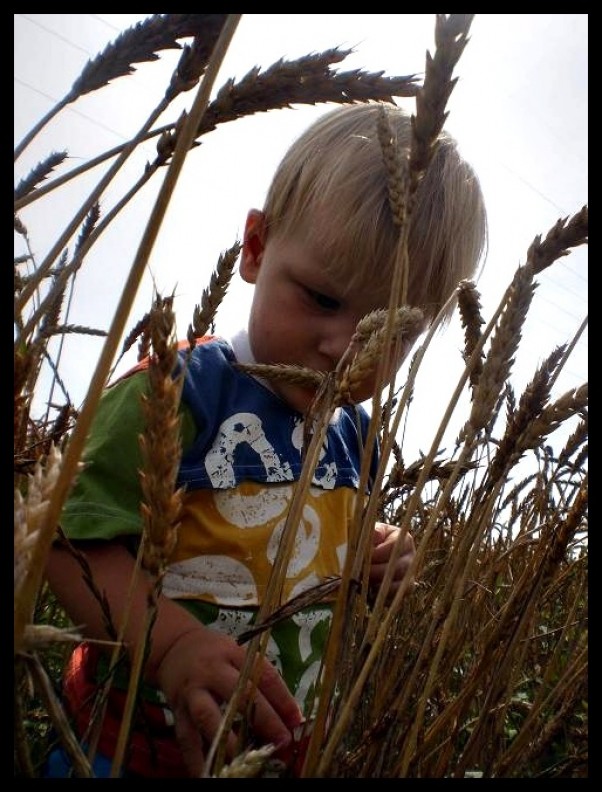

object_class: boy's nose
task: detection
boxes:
[317,317,357,369]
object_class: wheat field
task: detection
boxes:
[14,14,587,778]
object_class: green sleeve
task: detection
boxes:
[60,372,196,542]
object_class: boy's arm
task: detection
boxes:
[45,541,302,776]
[45,540,197,678]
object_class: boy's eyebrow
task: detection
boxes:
[301,271,344,298]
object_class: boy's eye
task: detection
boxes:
[306,288,340,311]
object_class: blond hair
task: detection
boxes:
[262,102,487,326]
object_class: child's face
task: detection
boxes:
[240,210,412,415]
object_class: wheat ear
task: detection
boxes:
[457,280,485,391]
[14,151,68,202]
[111,293,185,776]
[14,14,229,161]
[187,241,241,343]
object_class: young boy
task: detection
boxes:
[44,101,487,778]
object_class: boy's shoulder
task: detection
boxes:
[110,335,227,386]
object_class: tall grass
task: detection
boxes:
[14,14,587,778]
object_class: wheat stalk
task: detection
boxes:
[17,20,243,652]
[111,293,185,776]
[198,50,419,137]
[15,49,420,214]
[460,263,536,442]
[377,106,409,228]
[529,205,588,275]
[235,362,325,390]
[187,241,241,343]
[409,14,474,194]
[483,345,568,489]
[216,745,275,778]
[334,307,424,406]
[14,14,229,161]
[14,151,68,202]
[14,445,69,654]
[457,279,485,392]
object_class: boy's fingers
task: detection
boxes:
[175,689,239,777]
[372,521,390,544]
[173,702,207,777]
[247,691,297,753]
[255,658,304,729]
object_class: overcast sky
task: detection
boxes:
[14,14,588,463]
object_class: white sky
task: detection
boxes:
[14,13,588,464]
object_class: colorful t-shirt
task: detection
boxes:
[60,334,378,715]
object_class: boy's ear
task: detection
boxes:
[240,209,267,284]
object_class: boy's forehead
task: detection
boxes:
[276,210,396,301]
[286,234,390,306]
[277,231,336,285]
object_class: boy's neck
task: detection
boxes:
[228,326,255,366]
[229,327,279,397]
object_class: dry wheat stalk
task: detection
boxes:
[14,12,587,779]
[15,21,226,326]
[409,14,474,194]
[518,384,588,458]
[20,624,82,652]
[197,50,419,139]
[528,205,588,275]
[111,293,185,775]
[374,110,413,336]
[216,744,275,778]
[70,14,228,101]
[557,418,588,469]
[16,21,243,638]
[334,307,424,405]
[73,203,101,255]
[14,213,28,235]
[483,345,568,489]
[187,242,241,344]
[353,307,422,346]
[22,253,70,414]
[544,474,588,572]
[14,445,69,654]
[377,106,409,228]
[460,263,536,442]
[14,345,33,454]
[139,296,185,577]
[363,17,475,494]
[14,151,68,202]
[457,279,485,391]
[14,14,229,162]
[41,403,73,457]
[40,325,107,341]
[235,362,325,390]
[118,314,152,364]
[165,34,222,102]
[15,49,419,214]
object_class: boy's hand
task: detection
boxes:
[369,521,415,599]
[155,625,303,777]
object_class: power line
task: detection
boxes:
[14,76,135,145]
[16,13,97,57]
